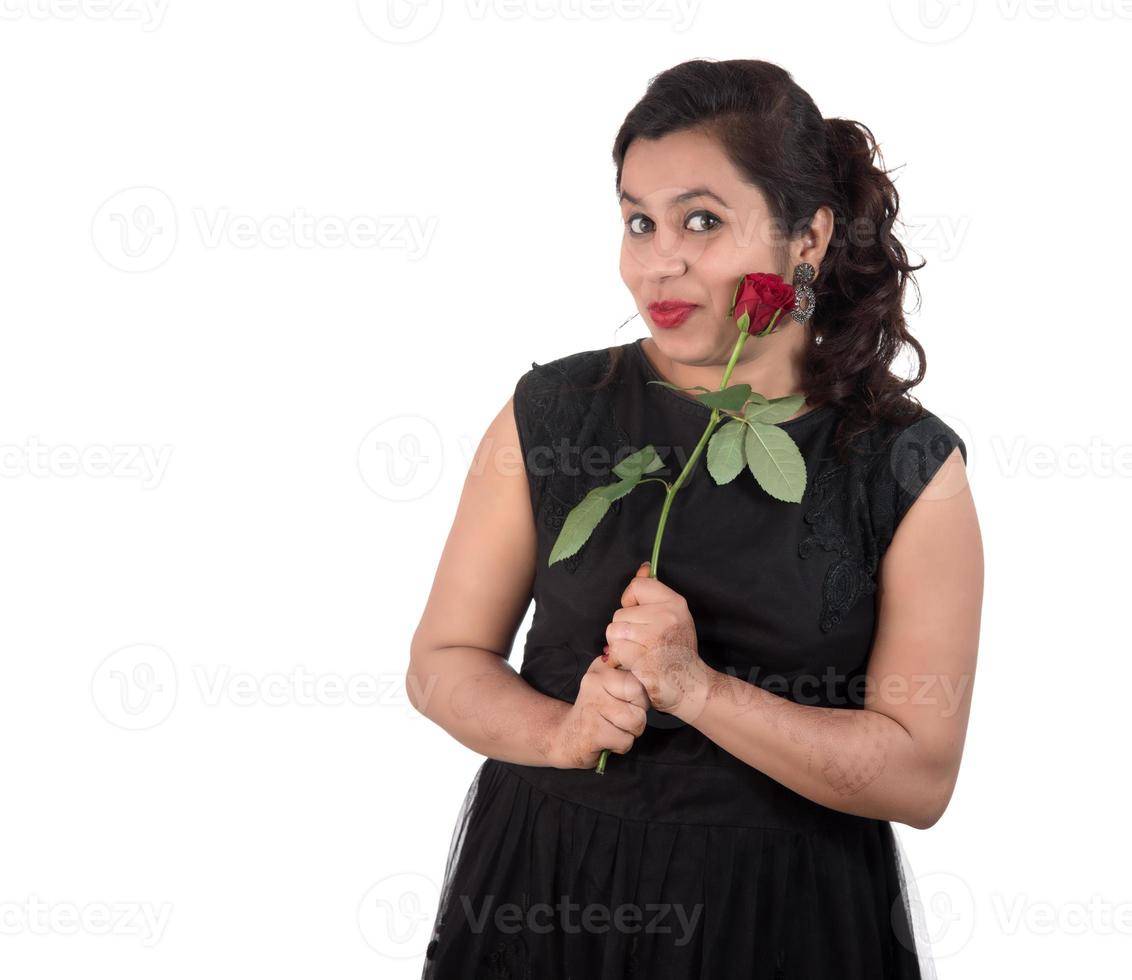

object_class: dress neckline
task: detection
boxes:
[628,337,832,429]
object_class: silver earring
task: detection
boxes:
[791,262,816,323]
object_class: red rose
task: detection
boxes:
[730,272,796,334]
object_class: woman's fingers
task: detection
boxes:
[599,657,649,709]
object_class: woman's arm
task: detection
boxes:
[408,643,572,767]
[405,392,573,767]
[673,446,983,829]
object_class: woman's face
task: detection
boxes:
[618,128,818,366]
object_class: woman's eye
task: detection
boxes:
[686,209,721,232]
[624,209,721,236]
[626,214,653,235]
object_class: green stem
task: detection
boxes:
[647,314,768,579]
[595,308,784,776]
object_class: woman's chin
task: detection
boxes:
[651,330,729,363]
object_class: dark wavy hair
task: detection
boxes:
[593,57,932,464]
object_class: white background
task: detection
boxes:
[1,1,1129,977]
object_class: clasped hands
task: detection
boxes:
[602,561,714,723]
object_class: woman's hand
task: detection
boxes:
[549,654,650,769]
[603,561,713,722]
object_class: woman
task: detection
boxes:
[408,58,983,979]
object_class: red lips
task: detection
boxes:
[647,300,697,313]
[647,300,699,328]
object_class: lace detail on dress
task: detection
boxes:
[794,409,968,634]
[869,412,968,557]
[797,464,878,633]
[514,349,633,574]
[474,931,529,979]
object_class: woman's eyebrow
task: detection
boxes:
[618,187,729,208]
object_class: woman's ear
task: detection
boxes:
[794,205,835,273]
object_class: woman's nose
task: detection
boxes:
[632,233,690,281]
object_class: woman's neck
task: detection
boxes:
[640,330,810,407]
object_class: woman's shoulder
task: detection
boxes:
[516,343,621,392]
[854,402,968,472]
[512,344,624,436]
[511,343,626,459]
[846,401,969,551]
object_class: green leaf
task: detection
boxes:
[706,419,746,485]
[737,310,750,334]
[594,478,639,503]
[697,383,752,412]
[612,444,664,480]
[548,478,639,566]
[743,422,807,503]
[743,394,805,425]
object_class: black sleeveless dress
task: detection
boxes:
[421,337,966,980]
